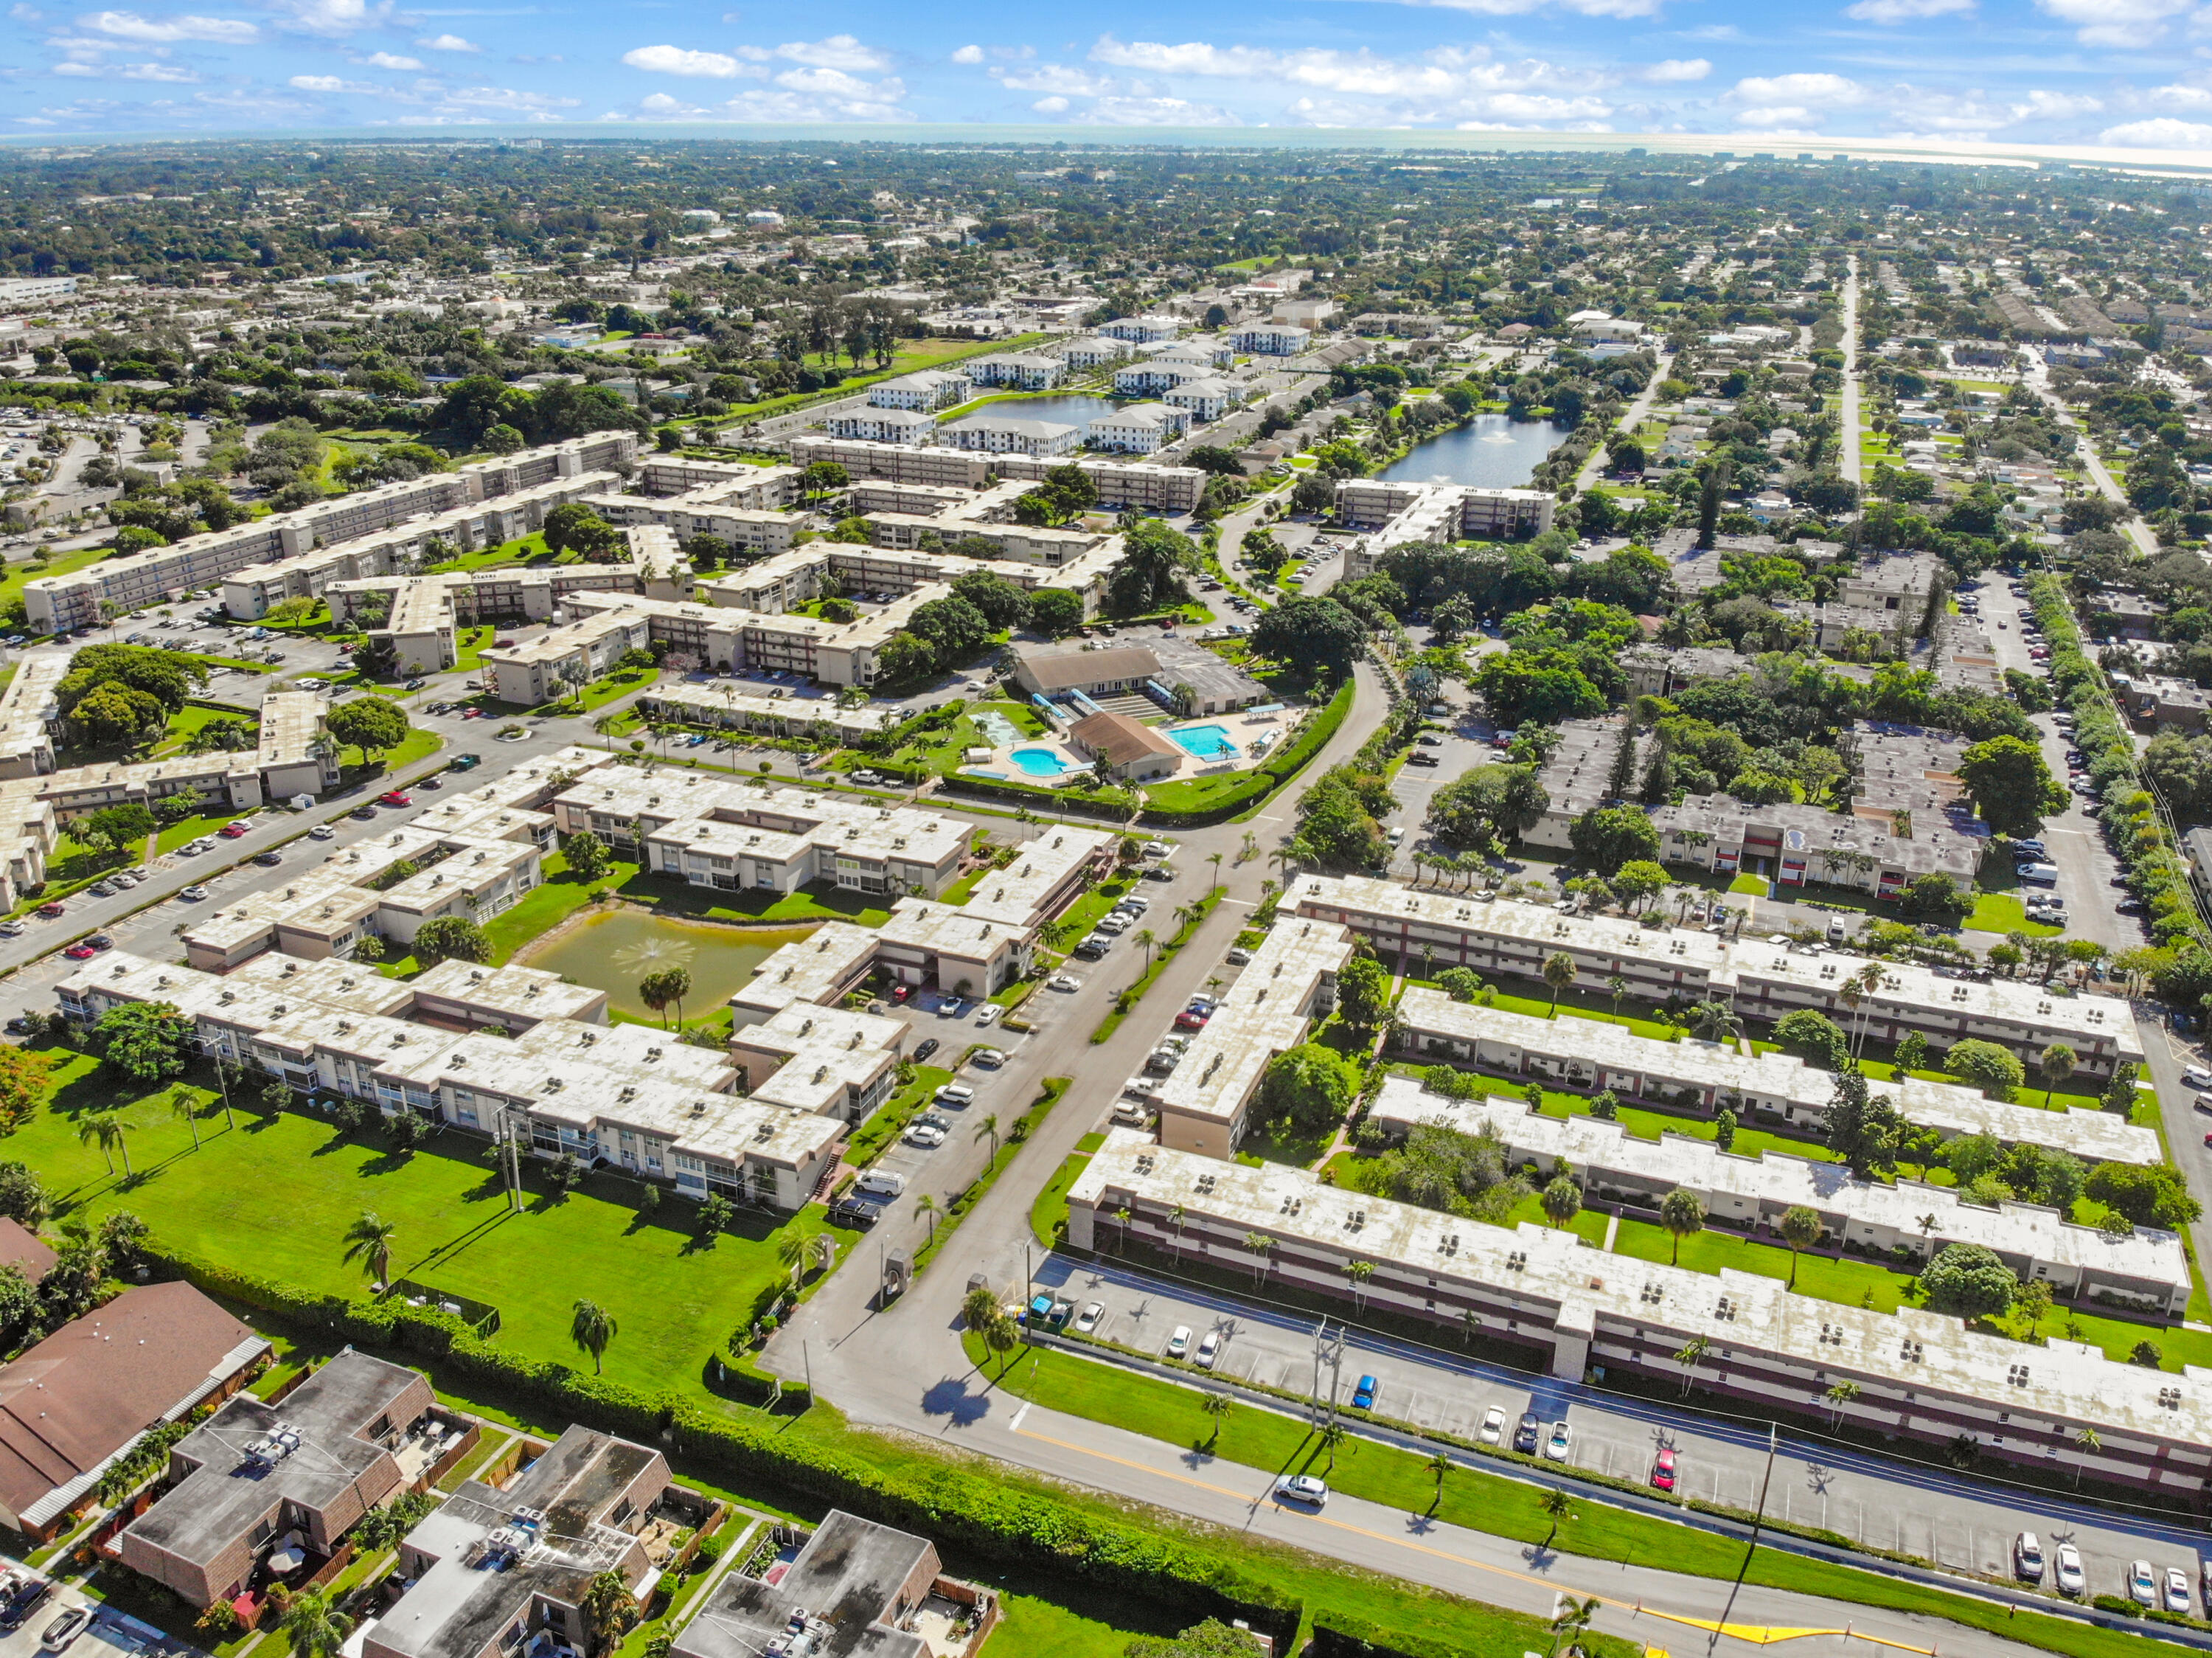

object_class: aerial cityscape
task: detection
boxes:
[2,101,2212,1658]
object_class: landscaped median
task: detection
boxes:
[973,1325,2189,1658]
[1090,885,1226,1044]
[911,1075,1069,1277]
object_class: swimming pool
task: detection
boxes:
[1009,747,1073,777]
[1169,724,1239,762]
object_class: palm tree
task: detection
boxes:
[916,1192,939,1244]
[1539,1485,1575,1550]
[777,1229,808,1289]
[975,1113,1001,1165]
[279,1589,354,1658]
[1540,951,1576,1015]
[1319,1421,1348,1471]
[76,1110,128,1176]
[167,1086,201,1151]
[1663,1186,1699,1257]
[1607,975,1629,1021]
[1425,1449,1453,1513]
[593,713,622,752]
[1200,1391,1231,1448]
[342,1211,398,1291]
[661,965,693,1027]
[1344,1258,1374,1311]
[1134,927,1158,971]
[2073,1426,2101,1488]
[571,1298,617,1373]
[1549,1594,1601,1658]
[1824,1379,1860,1429]
[1460,1308,1483,1347]
[962,1285,998,1332]
[639,972,675,1029]
[1540,1174,1582,1231]
[1243,1230,1274,1282]
[1778,1205,1822,1288]
[1208,850,1224,888]
[1674,1333,1711,1398]
[1838,979,1864,1055]
[2040,1041,2077,1106]
[578,1569,638,1653]
[1689,1000,1742,1044]
[215,1061,241,1130]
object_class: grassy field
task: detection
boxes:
[0,543,108,628]
[16,1050,849,1399]
[966,1334,2166,1658]
[1966,892,2063,937]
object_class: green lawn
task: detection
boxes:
[1,544,108,628]
[965,1334,2173,1658]
[333,726,443,783]
[1730,873,1771,895]
[845,1066,955,1168]
[148,703,254,759]
[15,1050,849,1399]
[154,810,247,855]
[1966,892,2063,937]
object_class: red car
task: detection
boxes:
[891,985,912,1002]
[217,821,249,838]
[379,791,413,807]
[1651,1448,1677,1491]
[63,943,97,960]
[1175,1008,1211,1030]
[35,903,64,918]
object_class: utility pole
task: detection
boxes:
[1310,1319,1343,1427]
[1746,1423,1779,1555]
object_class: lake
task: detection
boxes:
[1375,413,1571,489]
[956,393,1117,433]
[516,909,819,1021]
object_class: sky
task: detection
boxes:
[7,0,2212,156]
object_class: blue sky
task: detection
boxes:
[7,0,2212,154]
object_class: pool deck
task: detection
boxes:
[965,706,1287,785]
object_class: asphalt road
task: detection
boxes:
[1841,258,1865,488]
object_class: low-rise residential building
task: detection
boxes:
[1099,315,1183,344]
[119,1350,444,1609]
[1293,875,2143,1078]
[1650,795,1978,895]
[368,1426,667,1658]
[1162,379,1239,424]
[674,1510,970,1658]
[867,370,972,412]
[824,408,936,445]
[1228,323,1312,355]
[1087,403,1190,454]
[1113,361,1213,398]
[0,1282,268,1539]
[1065,708,1182,783]
[964,353,1064,389]
[995,454,1205,513]
[1338,479,1556,575]
[2111,672,2212,732]
[786,437,995,490]
[940,414,1081,457]
[1065,1127,2212,1492]
[1371,1075,2188,1316]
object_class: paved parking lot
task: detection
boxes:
[0,1560,192,1658]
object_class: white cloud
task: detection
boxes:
[622,44,757,77]
[1728,71,1871,104]
[439,82,577,108]
[2008,87,2102,119]
[950,43,983,63]
[49,59,97,72]
[1345,0,1660,15]
[2101,114,2212,142]
[82,9,257,41]
[10,5,46,21]
[773,32,886,69]
[1032,94,1066,111]
[2037,0,2192,46]
[289,71,372,89]
[992,61,1116,97]
[2141,80,2212,107]
[1089,35,1596,101]
[1843,0,1973,21]
[361,48,418,67]
[414,31,476,49]
[1076,93,1239,123]
[772,63,881,97]
[1641,57,1709,80]
[268,0,392,35]
[708,80,908,118]
[114,55,192,74]
[1731,103,1817,125]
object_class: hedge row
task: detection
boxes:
[147,1245,1304,1652]
[2025,574,2205,950]
[936,770,1138,819]
[1141,680,1357,828]
[1309,1608,1585,1658]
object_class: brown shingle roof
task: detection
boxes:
[1015,645,1161,693]
[1069,709,1180,767]
[0,1221,55,1286]
[0,1282,265,1525]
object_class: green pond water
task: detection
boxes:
[517,909,819,1021]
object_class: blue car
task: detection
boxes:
[1352,1374,1378,1410]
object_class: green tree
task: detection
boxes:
[80,802,156,856]
[1611,860,1668,912]
[1567,805,1661,875]
[1824,1063,1905,1176]
[1255,1043,1359,1134]
[1660,1187,1705,1263]
[1540,1173,1582,1230]
[1778,1205,1823,1288]
[278,1589,353,1658]
[325,696,411,765]
[341,1210,398,1291]
[560,829,613,881]
[1945,1039,2025,1102]
[413,916,492,968]
[578,1569,638,1652]
[76,1109,131,1176]
[91,1000,195,1086]
[1956,735,2067,837]
[2039,1041,2077,1106]
[1335,955,1391,1033]
[1540,951,1576,1014]
[1921,1242,2017,1319]
[571,1298,618,1373]
[1539,1485,1575,1549]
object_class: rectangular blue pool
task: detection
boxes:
[1168,724,1238,761]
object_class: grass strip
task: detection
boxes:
[1090,887,1226,1044]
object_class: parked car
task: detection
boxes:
[179,885,209,901]
[35,902,63,918]
[1478,1406,1506,1445]
[39,1606,89,1653]
[1166,1325,1192,1359]
[975,1004,1004,1027]
[933,1084,975,1107]
[1,1578,52,1630]
[905,1123,947,1148]
[1075,1301,1104,1334]
[379,791,413,807]
[2129,1560,2158,1608]
[1273,1474,1328,1507]
[912,1038,939,1062]
[0,920,21,937]
[1197,1330,1222,1369]
[855,1169,905,1198]
[217,820,251,838]
[63,943,96,960]
[2168,1567,2194,1615]
[1048,975,1081,991]
[1651,1448,1677,1491]
[254,850,282,867]
[1513,1412,1541,1453]
[973,1047,1008,1068]
[310,824,337,840]
[2014,1533,2044,1582]
[2053,1543,2085,1597]
[1352,1374,1377,1410]
[1543,1421,1572,1461]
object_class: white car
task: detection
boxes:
[310,824,337,841]
[1166,1325,1192,1359]
[904,1123,947,1148]
[1048,975,1081,992]
[1543,1421,1572,1461]
[2129,1560,2157,1607]
[1196,1330,1222,1369]
[972,1047,1008,1068]
[1478,1406,1506,1445]
[2166,1567,2193,1616]
[975,1004,1003,1027]
[2053,1542,2085,1597]
[1273,1474,1327,1506]
[2014,1532,2043,1582]
[179,885,209,901]
[1075,1301,1104,1333]
[2186,1066,2212,1092]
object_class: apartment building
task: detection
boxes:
[1651,795,1980,895]
[119,1350,440,1608]
[367,1427,667,1658]
[1113,361,1214,398]
[636,457,799,503]
[1060,336,1131,370]
[824,408,936,445]
[675,1511,959,1658]
[1088,403,1190,454]
[1228,323,1313,355]
[1293,875,2143,1078]
[27,434,636,634]
[1371,1076,2188,1315]
[941,414,1081,457]
[1099,315,1183,344]
[0,655,76,777]
[867,370,972,412]
[785,437,993,488]
[1067,1128,2211,1491]
[1393,988,2160,1165]
[1164,380,1240,423]
[1338,479,1557,576]
[632,684,896,744]
[964,353,1064,389]
[1153,917,1354,1157]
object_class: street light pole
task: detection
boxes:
[1746,1423,1779,1555]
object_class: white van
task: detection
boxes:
[855,1170,907,1198]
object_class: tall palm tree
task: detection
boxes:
[170,1086,201,1151]
[974,1112,1001,1165]
[1425,1449,1453,1513]
[1134,927,1158,971]
[77,1110,128,1176]
[1549,1594,1602,1658]
[661,965,693,1027]
[916,1192,939,1244]
[571,1298,617,1373]
[342,1211,398,1292]
[1607,976,1629,1021]
[2073,1426,2101,1488]
[1319,1421,1348,1471]
[279,1589,354,1658]
[1243,1231,1274,1282]
[1778,1205,1822,1288]
[1540,951,1576,1015]
[1674,1333,1711,1398]
[1200,1391,1231,1447]
[1824,1379,1860,1429]
[2040,1041,2076,1106]
[1539,1486,1575,1550]
[1689,1000,1742,1044]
